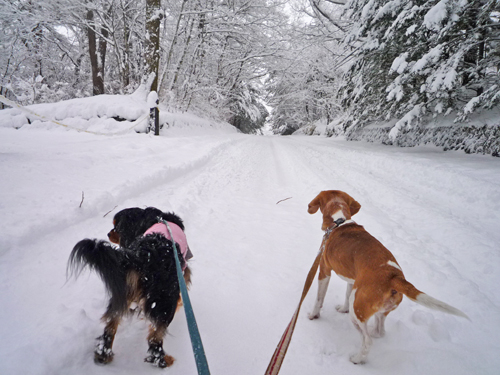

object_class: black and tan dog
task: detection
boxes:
[68,207,192,368]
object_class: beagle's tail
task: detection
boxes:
[391,276,469,320]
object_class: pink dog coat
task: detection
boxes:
[144,222,192,270]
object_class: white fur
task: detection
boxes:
[349,288,372,364]
[338,274,355,283]
[331,209,346,222]
[415,294,470,320]
[387,260,402,271]
[336,282,353,313]
[308,276,331,320]
[338,219,355,227]
[370,312,386,338]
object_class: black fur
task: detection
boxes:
[112,207,184,248]
[68,239,128,312]
[67,208,189,368]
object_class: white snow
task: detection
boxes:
[423,0,449,31]
[373,0,402,22]
[389,104,422,139]
[389,53,409,75]
[1,96,500,375]
[411,44,444,73]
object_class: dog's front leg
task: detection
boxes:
[308,275,331,320]
[336,282,353,313]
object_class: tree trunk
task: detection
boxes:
[122,3,131,88]
[86,7,104,95]
[169,15,195,91]
[145,0,162,93]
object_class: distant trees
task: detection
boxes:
[0,0,80,105]
[0,0,289,133]
[265,0,349,135]
[2,0,497,135]
[0,0,147,103]
[267,0,500,136]
[157,0,287,131]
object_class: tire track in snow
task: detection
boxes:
[3,138,236,252]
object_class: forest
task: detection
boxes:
[1,0,499,151]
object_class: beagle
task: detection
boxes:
[307,190,468,364]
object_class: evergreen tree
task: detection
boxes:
[340,0,500,138]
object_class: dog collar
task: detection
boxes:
[325,219,355,236]
[334,218,346,227]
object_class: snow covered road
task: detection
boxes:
[1,127,499,375]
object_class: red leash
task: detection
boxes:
[265,235,327,375]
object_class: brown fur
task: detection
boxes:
[307,190,468,364]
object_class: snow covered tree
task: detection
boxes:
[86,0,112,95]
[227,83,268,134]
[155,0,288,131]
[0,0,150,103]
[266,51,344,134]
[0,0,83,104]
[265,0,348,134]
[340,0,500,137]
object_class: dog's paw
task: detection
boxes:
[335,305,349,313]
[145,354,175,368]
[146,343,175,368]
[94,351,114,365]
[369,327,385,338]
[349,353,366,365]
[308,311,320,320]
[94,334,114,365]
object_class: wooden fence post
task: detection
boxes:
[148,91,160,135]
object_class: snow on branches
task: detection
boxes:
[341,0,500,137]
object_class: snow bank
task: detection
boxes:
[291,110,500,156]
[0,92,237,136]
[346,111,500,156]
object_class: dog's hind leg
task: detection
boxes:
[145,323,175,368]
[349,288,373,364]
[336,282,353,313]
[369,312,387,338]
[94,315,120,364]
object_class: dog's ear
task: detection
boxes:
[349,199,361,216]
[308,195,321,214]
[340,191,361,216]
[108,229,120,244]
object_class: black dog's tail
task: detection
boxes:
[67,239,128,313]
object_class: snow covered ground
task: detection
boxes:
[1,114,500,375]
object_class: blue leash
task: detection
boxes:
[162,219,211,375]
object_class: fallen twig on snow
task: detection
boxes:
[276,197,292,205]
[103,205,118,218]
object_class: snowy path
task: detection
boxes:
[1,128,499,375]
